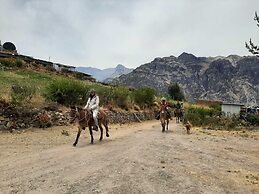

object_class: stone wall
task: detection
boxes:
[0,101,155,131]
[108,111,155,124]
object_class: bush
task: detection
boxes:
[94,86,114,107]
[10,83,36,106]
[183,106,249,129]
[94,86,130,109]
[183,106,221,126]
[0,59,24,68]
[243,114,259,125]
[45,65,56,72]
[132,87,156,108]
[44,79,89,106]
[72,71,85,80]
[112,86,131,109]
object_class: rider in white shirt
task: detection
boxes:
[84,89,99,131]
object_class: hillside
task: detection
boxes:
[0,59,156,111]
[111,53,259,105]
[0,60,96,106]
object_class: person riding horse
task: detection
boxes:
[84,89,99,131]
[156,97,172,120]
[175,101,181,109]
[174,101,184,123]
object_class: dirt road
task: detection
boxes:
[0,120,258,194]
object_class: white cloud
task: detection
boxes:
[1,0,259,68]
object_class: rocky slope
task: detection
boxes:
[111,53,259,105]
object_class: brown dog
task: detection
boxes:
[185,121,192,134]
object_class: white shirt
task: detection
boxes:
[84,95,99,111]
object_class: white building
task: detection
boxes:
[221,103,244,117]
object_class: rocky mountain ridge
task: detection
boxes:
[111,53,259,105]
[76,64,133,82]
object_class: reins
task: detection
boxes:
[77,108,91,123]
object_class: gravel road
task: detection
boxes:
[0,120,258,194]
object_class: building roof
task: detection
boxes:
[221,102,244,106]
[55,63,75,69]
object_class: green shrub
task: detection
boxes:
[132,87,156,108]
[244,114,259,125]
[111,86,130,109]
[61,68,70,73]
[44,79,89,106]
[183,107,221,126]
[72,71,86,80]
[183,106,246,129]
[10,83,36,106]
[98,87,114,106]
[15,60,24,68]
[45,65,56,72]
[0,59,24,68]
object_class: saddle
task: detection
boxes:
[85,109,99,119]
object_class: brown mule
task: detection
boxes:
[160,106,170,132]
[69,106,109,145]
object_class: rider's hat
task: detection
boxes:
[89,89,96,93]
[161,97,166,101]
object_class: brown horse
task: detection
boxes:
[160,105,170,132]
[69,106,109,145]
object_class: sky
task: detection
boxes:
[1,0,259,69]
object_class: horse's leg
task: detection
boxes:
[104,119,110,137]
[162,124,165,132]
[166,119,169,131]
[89,126,94,144]
[73,126,82,147]
[161,120,165,132]
[99,124,103,141]
[187,127,190,134]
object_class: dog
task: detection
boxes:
[185,121,192,134]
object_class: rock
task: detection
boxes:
[0,124,7,130]
[111,53,259,104]
[0,105,155,131]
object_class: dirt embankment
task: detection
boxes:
[0,120,258,194]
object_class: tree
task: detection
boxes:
[168,83,185,101]
[245,12,259,56]
[132,87,156,107]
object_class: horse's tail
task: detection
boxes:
[104,111,109,126]
[99,108,109,127]
[106,117,109,126]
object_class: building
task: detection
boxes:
[221,103,244,117]
[53,63,76,72]
[196,99,222,107]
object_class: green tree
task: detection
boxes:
[245,12,259,56]
[132,87,156,108]
[168,83,185,101]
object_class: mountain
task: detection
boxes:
[76,64,133,82]
[111,52,259,106]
